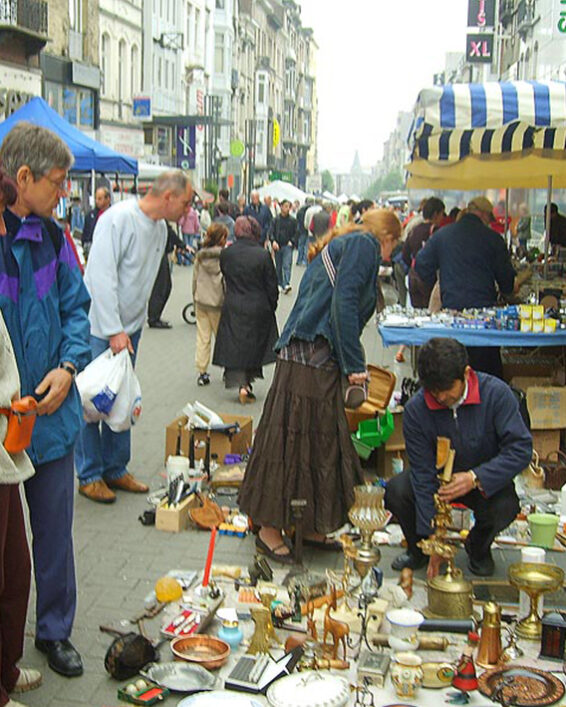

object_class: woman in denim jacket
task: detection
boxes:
[238,209,401,562]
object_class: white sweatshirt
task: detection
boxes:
[85,198,167,338]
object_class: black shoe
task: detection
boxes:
[466,550,495,576]
[35,639,83,677]
[391,551,428,571]
[148,320,172,329]
[197,373,210,386]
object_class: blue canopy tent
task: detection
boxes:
[405,80,566,275]
[0,97,138,174]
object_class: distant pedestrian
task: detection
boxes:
[193,223,228,387]
[213,216,279,404]
[270,199,297,293]
[243,190,262,222]
[76,170,193,504]
[214,201,235,244]
[310,202,332,239]
[215,188,238,220]
[81,186,111,261]
[545,202,566,249]
[178,204,200,264]
[199,201,211,236]
[295,197,311,265]
[258,195,274,245]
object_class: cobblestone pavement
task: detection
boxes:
[16,263,564,706]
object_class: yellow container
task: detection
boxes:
[519,305,533,320]
[532,305,544,320]
[520,319,532,333]
[532,319,544,333]
[544,318,557,333]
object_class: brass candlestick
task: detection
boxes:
[418,439,473,619]
[347,485,388,582]
[508,562,564,640]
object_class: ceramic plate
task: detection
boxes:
[178,691,263,707]
[266,671,349,707]
[478,665,565,706]
[142,662,217,693]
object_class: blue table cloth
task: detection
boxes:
[378,325,566,348]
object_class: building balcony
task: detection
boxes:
[517,0,537,35]
[0,0,48,54]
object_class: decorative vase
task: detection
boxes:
[217,608,243,649]
[390,652,424,699]
[347,485,388,580]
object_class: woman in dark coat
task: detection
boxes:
[238,209,401,562]
[213,216,279,404]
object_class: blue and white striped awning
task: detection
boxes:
[410,81,566,162]
[407,81,566,189]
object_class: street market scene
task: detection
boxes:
[2,1,566,706]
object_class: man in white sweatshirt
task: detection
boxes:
[76,170,193,503]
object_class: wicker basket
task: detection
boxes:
[542,450,566,490]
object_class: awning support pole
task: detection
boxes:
[543,175,553,280]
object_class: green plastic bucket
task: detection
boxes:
[351,434,373,460]
[528,513,559,549]
[355,409,394,448]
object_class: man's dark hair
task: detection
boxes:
[219,189,229,201]
[280,199,290,207]
[449,206,461,221]
[217,201,230,215]
[417,338,468,392]
[423,197,445,221]
[356,199,374,215]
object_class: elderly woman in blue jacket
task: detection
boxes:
[238,209,401,562]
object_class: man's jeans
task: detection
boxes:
[75,331,141,486]
[178,233,195,265]
[275,245,293,288]
[296,233,308,265]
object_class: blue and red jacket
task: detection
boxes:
[403,370,532,537]
[0,208,91,465]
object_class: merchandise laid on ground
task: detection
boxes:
[96,388,566,707]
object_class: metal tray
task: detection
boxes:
[140,662,217,693]
[478,665,565,706]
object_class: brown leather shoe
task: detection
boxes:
[106,472,149,493]
[78,480,116,504]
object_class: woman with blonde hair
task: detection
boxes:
[238,208,401,562]
[192,222,228,386]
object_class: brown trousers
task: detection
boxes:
[0,485,31,707]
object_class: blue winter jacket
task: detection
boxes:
[403,370,532,537]
[0,209,91,466]
[276,231,381,374]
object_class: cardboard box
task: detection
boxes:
[531,429,561,459]
[165,414,253,462]
[384,409,405,451]
[523,386,566,430]
[156,494,198,533]
[376,447,408,480]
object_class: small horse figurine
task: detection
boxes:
[305,599,318,641]
[323,585,349,661]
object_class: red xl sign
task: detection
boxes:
[467,33,494,63]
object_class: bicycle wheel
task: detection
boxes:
[182,302,197,325]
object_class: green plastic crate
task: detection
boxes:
[351,434,373,460]
[355,409,394,448]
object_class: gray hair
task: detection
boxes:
[0,122,74,180]
[151,169,189,196]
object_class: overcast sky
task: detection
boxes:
[298,0,468,173]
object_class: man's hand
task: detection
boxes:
[35,368,73,416]
[109,332,133,354]
[427,554,443,580]
[272,241,280,252]
[437,471,475,503]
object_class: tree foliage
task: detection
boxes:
[321,169,334,193]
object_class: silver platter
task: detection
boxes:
[141,661,217,693]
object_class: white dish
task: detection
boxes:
[266,670,349,707]
[178,691,263,707]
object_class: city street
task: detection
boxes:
[16,262,552,706]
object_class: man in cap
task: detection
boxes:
[415,196,516,378]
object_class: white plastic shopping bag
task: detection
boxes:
[76,348,127,423]
[106,352,142,432]
[76,348,142,430]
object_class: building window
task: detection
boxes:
[214,32,224,73]
[131,45,139,96]
[186,2,192,50]
[257,72,267,104]
[195,8,200,47]
[216,0,225,7]
[101,33,110,96]
[158,56,163,86]
[69,0,82,31]
[118,40,127,115]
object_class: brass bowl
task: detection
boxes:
[508,562,564,592]
[170,635,230,670]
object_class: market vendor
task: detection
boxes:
[414,196,516,379]
[385,337,532,578]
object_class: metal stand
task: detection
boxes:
[290,499,307,565]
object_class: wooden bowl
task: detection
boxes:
[170,635,230,670]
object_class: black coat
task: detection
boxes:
[213,238,279,369]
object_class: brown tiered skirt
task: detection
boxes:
[238,358,363,535]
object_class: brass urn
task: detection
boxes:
[347,485,388,580]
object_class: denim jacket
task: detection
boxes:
[276,230,381,374]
